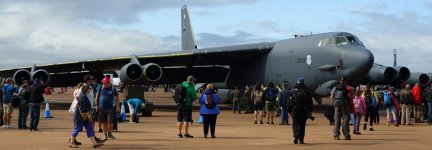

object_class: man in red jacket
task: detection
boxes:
[412,83,423,123]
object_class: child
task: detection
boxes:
[353,89,366,135]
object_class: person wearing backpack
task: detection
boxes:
[264,82,277,125]
[362,84,376,131]
[278,83,290,125]
[199,84,220,138]
[330,77,351,140]
[95,77,120,141]
[288,77,313,144]
[175,76,198,138]
[383,86,400,127]
[353,89,366,135]
[399,84,413,125]
[252,82,265,124]
[3,78,18,128]
[18,83,31,129]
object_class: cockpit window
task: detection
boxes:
[346,36,365,47]
[335,36,348,46]
[318,35,365,47]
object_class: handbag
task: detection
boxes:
[77,105,90,124]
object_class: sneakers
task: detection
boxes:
[407,123,413,126]
[271,122,275,125]
[254,120,257,124]
[363,123,367,130]
[334,136,340,140]
[260,120,263,124]
[92,142,103,148]
[68,142,78,148]
[184,133,193,138]
[345,137,351,140]
[369,128,374,131]
[211,135,216,138]
[299,140,305,144]
[294,138,298,144]
[178,134,183,138]
[100,136,108,141]
[266,122,270,125]
[107,133,117,140]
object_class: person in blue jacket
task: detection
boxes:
[199,84,220,138]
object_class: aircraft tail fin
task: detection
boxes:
[181,5,197,51]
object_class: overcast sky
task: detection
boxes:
[0,0,431,73]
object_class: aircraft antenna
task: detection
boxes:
[393,49,397,66]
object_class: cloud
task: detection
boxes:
[0,0,262,69]
[335,7,432,72]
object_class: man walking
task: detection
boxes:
[2,78,18,128]
[95,77,120,140]
[288,78,313,144]
[29,78,45,131]
[331,77,351,140]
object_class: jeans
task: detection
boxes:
[128,102,141,119]
[18,104,29,128]
[280,107,289,124]
[353,114,362,132]
[333,104,351,139]
[401,104,413,124]
[233,100,241,113]
[29,103,41,130]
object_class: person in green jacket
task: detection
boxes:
[177,76,198,138]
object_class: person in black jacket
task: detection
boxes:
[288,78,313,144]
[29,78,45,131]
[18,82,31,129]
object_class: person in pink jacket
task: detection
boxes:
[353,89,366,135]
[412,83,423,123]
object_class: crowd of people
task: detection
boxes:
[2,74,432,147]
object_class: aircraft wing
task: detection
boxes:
[0,42,274,85]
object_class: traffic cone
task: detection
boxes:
[199,115,203,124]
[44,100,53,118]
[120,100,126,121]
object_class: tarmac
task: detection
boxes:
[0,89,431,149]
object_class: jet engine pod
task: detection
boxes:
[392,66,410,81]
[364,66,398,84]
[407,73,430,86]
[32,69,51,86]
[142,63,162,82]
[120,63,144,84]
[13,69,31,85]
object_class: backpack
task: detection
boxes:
[204,94,216,109]
[399,89,411,104]
[364,92,372,106]
[265,88,277,102]
[173,84,187,104]
[353,97,363,114]
[383,91,393,107]
[291,88,307,108]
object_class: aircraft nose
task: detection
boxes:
[342,48,374,82]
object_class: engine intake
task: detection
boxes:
[13,69,31,85]
[119,63,162,84]
[392,66,410,81]
[363,65,397,84]
[407,73,430,87]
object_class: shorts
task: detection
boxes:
[254,103,264,111]
[414,104,423,112]
[265,101,275,112]
[386,106,397,114]
[3,103,13,114]
[177,104,192,122]
[98,108,114,123]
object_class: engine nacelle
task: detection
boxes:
[142,63,162,82]
[13,69,31,85]
[32,69,51,86]
[392,66,410,81]
[119,63,162,84]
[406,73,430,87]
[363,65,397,84]
[120,63,144,84]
